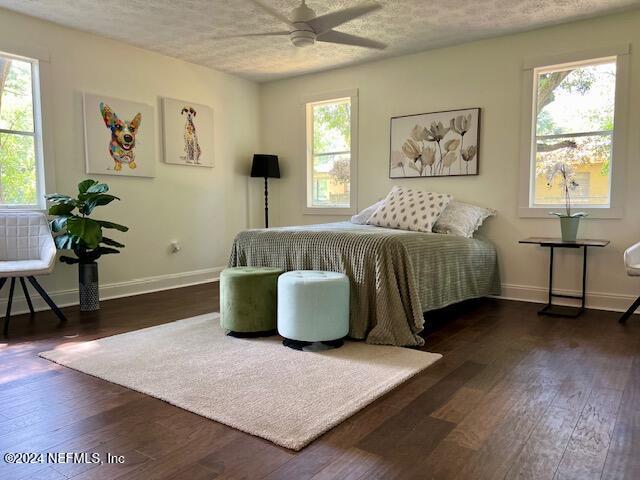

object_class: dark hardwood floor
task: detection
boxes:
[1,283,639,480]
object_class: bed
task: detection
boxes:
[229,222,500,347]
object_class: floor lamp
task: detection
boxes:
[250,154,280,228]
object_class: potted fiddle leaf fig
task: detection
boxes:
[46,179,129,311]
[546,162,587,242]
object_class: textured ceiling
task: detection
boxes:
[1,0,639,82]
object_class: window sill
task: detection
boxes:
[518,206,623,219]
[0,206,46,212]
[303,207,356,216]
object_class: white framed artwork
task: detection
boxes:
[390,108,480,178]
[162,97,214,167]
[83,93,156,177]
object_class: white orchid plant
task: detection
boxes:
[546,162,587,218]
[397,114,476,176]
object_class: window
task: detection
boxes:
[305,89,358,214]
[519,46,629,218]
[533,58,615,207]
[0,52,45,208]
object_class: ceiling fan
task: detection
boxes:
[215,0,387,50]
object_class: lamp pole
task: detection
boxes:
[264,176,269,228]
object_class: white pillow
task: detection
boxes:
[367,186,452,233]
[433,201,496,237]
[350,200,384,225]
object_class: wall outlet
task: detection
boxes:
[170,241,181,253]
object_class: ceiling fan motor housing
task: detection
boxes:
[291,1,316,22]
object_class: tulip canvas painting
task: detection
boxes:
[389,108,480,178]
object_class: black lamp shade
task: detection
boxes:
[251,154,280,179]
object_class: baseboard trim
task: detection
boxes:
[3,273,636,320]
[0,266,224,318]
[495,283,639,315]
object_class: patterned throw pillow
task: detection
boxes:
[433,201,496,238]
[367,186,452,233]
[350,200,384,225]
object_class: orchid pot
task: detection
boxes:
[550,212,587,242]
[558,216,581,242]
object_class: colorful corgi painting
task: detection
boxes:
[162,98,213,168]
[100,103,142,171]
[83,93,156,177]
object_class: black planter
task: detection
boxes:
[79,262,99,311]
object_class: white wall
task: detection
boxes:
[259,10,640,311]
[0,7,260,310]
[1,7,638,315]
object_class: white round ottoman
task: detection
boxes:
[277,270,349,350]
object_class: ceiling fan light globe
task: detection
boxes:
[290,30,316,47]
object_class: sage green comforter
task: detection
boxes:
[229,222,500,347]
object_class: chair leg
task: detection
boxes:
[619,295,640,324]
[26,276,67,323]
[19,277,35,315]
[4,278,16,336]
[0,278,9,336]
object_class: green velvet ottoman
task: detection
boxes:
[220,267,283,337]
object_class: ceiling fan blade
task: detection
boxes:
[211,31,290,40]
[316,30,387,50]
[247,0,295,28]
[307,2,382,34]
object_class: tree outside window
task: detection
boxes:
[533,58,616,207]
[308,98,351,208]
[0,54,41,207]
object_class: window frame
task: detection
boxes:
[518,45,630,218]
[0,45,52,211]
[303,88,358,216]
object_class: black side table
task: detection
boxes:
[519,237,610,318]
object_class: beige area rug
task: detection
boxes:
[39,313,441,450]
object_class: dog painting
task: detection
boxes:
[100,103,142,171]
[84,93,156,177]
[181,106,201,164]
[162,98,213,168]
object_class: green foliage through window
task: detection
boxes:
[309,98,352,208]
[312,100,350,154]
[0,54,39,206]
[533,59,616,207]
